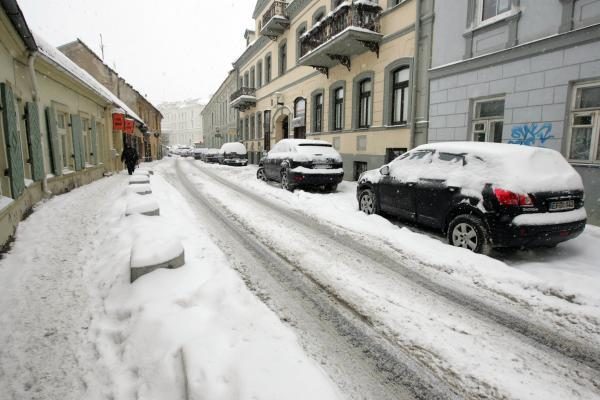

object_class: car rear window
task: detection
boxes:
[296,144,338,155]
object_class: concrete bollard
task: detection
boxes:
[130,238,185,283]
[129,175,150,185]
[125,195,160,216]
[127,184,152,196]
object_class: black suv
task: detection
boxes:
[357,142,586,253]
[257,139,344,192]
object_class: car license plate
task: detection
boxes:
[314,164,332,169]
[549,200,575,211]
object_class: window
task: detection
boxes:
[244,72,249,87]
[250,67,255,89]
[569,82,600,162]
[358,79,372,128]
[264,110,271,151]
[313,7,326,25]
[391,68,409,125]
[257,113,262,141]
[294,98,306,139]
[472,98,504,143]
[250,115,255,139]
[357,135,367,151]
[257,62,263,88]
[314,93,323,133]
[279,42,287,76]
[333,87,344,131]
[265,55,272,83]
[297,24,307,61]
[480,0,511,22]
[56,110,71,169]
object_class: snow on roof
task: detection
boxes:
[220,142,247,154]
[33,32,145,124]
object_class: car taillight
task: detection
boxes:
[494,188,533,207]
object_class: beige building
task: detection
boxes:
[58,39,163,162]
[0,0,145,246]
[232,0,433,178]
[202,69,239,149]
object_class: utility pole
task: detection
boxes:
[99,34,105,60]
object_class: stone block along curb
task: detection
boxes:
[130,237,185,283]
[129,175,150,185]
[133,169,150,177]
[125,195,160,216]
[127,184,152,196]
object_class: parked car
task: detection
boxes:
[257,139,344,192]
[203,148,220,163]
[193,148,208,160]
[219,142,248,166]
[357,142,586,254]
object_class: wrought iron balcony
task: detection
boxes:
[261,1,289,40]
[298,1,382,76]
[230,87,256,111]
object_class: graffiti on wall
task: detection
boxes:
[508,123,554,146]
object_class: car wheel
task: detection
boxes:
[257,167,267,182]
[281,169,294,192]
[447,214,491,255]
[359,189,379,215]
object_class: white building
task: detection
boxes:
[158,99,205,146]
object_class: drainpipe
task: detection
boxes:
[409,0,422,150]
[28,51,52,196]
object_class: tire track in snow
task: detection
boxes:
[168,161,463,400]
[185,160,600,374]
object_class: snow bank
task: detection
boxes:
[133,169,150,177]
[83,169,341,400]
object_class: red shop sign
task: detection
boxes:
[124,118,135,134]
[112,113,125,131]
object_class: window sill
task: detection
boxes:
[569,161,600,168]
[463,9,521,37]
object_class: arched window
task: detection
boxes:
[391,67,410,125]
[294,97,307,139]
[358,79,372,128]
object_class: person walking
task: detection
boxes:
[121,144,139,175]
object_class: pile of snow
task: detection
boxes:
[219,142,247,155]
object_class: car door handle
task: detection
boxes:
[407,183,415,187]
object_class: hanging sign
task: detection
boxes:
[112,113,125,131]
[124,118,135,134]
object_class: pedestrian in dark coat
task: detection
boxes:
[121,144,139,175]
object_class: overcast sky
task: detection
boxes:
[18,0,256,105]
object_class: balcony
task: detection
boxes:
[230,87,256,111]
[261,1,289,40]
[298,1,383,76]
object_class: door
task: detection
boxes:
[378,175,416,220]
[282,116,289,139]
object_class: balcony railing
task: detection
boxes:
[262,1,287,27]
[298,2,382,73]
[261,1,289,39]
[230,87,256,111]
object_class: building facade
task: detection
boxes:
[0,0,146,246]
[232,0,433,178]
[158,99,205,146]
[427,0,600,225]
[202,69,239,149]
[58,39,163,162]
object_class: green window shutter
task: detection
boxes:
[25,102,45,182]
[0,83,25,198]
[70,114,83,171]
[44,106,63,176]
[90,117,98,165]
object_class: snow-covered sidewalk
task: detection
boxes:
[0,170,341,400]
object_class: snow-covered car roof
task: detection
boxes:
[219,142,247,154]
[277,139,334,148]
[362,142,583,194]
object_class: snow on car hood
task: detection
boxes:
[360,142,584,194]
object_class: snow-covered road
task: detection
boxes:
[1,158,599,400]
[167,157,600,400]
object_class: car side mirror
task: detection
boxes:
[380,165,390,176]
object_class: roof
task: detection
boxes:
[58,38,163,118]
[34,32,145,124]
[252,0,270,19]
[0,0,36,51]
